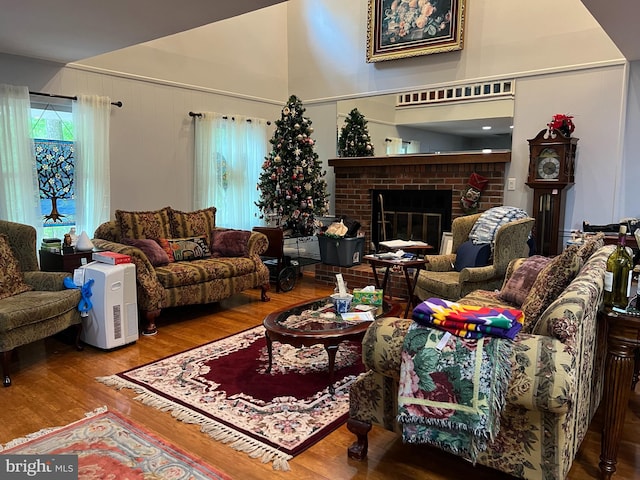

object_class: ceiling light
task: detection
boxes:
[510,125,514,129]
[482,126,492,130]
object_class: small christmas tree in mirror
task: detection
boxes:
[256,95,329,236]
[338,108,374,157]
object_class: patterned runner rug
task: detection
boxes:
[0,407,231,479]
[98,325,364,470]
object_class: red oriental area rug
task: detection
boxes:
[0,407,231,479]
[98,326,364,470]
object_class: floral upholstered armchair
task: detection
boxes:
[0,220,82,386]
[414,210,534,301]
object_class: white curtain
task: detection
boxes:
[0,84,41,231]
[73,94,111,237]
[194,113,268,230]
[386,137,404,155]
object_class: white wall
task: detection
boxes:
[623,61,640,220]
[78,5,289,102]
[287,0,622,100]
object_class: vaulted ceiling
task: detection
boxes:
[0,1,636,65]
[0,0,286,64]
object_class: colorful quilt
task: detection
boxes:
[397,322,514,463]
[412,297,524,340]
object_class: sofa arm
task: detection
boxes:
[247,230,268,256]
[362,317,412,379]
[458,264,498,282]
[424,253,456,271]
[362,317,575,414]
[23,271,72,291]
[91,239,165,312]
[507,333,575,414]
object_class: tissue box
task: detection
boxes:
[353,288,383,305]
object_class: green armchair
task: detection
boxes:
[415,213,534,301]
[0,220,82,386]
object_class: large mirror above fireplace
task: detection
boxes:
[336,82,515,155]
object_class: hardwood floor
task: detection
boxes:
[1,272,638,479]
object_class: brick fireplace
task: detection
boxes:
[313,151,510,295]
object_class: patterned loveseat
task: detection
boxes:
[0,220,82,387]
[93,206,270,335]
[347,237,609,480]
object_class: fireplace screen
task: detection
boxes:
[371,189,452,251]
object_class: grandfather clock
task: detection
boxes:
[526,129,578,256]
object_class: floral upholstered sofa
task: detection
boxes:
[347,235,609,480]
[93,206,270,335]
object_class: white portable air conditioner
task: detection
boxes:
[78,262,139,349]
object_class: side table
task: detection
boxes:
[39,249,94,273]
[364,255,427,318]
[598,308,640,480]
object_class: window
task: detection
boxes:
[31,103,76,239]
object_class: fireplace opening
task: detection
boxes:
[371,189,452,251]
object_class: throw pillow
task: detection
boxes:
[0,234,32,300]
[115,207,172,241]
[453,240,491,272]
[169,207,217,240]
[498,255,552,307]
[156,238,175,263]
[576,232,605,264]
[122,238,171,267]
[210,229,251,257]
[165,236,211,261]
[520,245,582,333]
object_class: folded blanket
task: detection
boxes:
[412,298,523,340]
[397,322,514,463]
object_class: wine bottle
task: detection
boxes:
[604,225,633,309]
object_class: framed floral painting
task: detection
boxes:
[366,0,466,62]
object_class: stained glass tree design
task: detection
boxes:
[338,108,374,157]
[35,140,75,223]
[256,95,329,236]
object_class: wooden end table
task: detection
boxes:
[364,255,427,318]
[598,307,640,479]
[39,249,95,273]
[263,297,401,394]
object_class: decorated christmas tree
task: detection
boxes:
[256,95,329,236]
[338,108,374,157]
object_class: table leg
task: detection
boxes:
[369,263,392,302]
[633,348,640,391]
[265,331,273,374]
[599,338,636,480]
[401,265,424,318]
[325,344,339,394]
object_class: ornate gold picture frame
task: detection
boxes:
[367,0,466,63]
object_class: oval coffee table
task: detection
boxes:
[263,297,401,394]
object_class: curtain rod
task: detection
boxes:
[30,91,123,108]
[189,112,271,125]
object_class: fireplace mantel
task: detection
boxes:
[328,150,510,168]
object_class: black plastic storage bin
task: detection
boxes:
[318,235,364,267]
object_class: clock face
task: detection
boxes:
[536,148,561,180]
